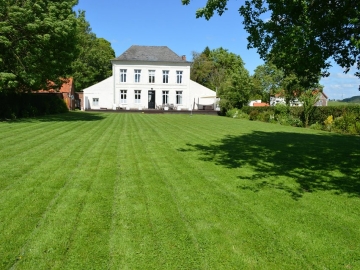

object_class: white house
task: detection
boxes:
[83,45,218,111]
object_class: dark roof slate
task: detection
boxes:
[113,45,187,62]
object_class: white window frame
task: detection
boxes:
[135,90,141,104]
[163,70,169,83]
[120,69,127,83]
[134,69,141,83]
[176,91,183,105]
[162,90,169,104]
[120,90,127,104]
[149,70,155,83]
[176,71,183,84]
[92,98,99,106]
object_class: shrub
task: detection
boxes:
[324,115,333,131]
[309,122,323,130]
[0,92,68,119]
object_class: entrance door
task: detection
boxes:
[148,90,155,109]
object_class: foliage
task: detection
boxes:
[70,11,115,91]
[182,0,360,86]
[251,61,284,102]
[0,92,68,119]
[342,96,360,103]
[0,0,78,92]
[191,47,251,111]
[309,122,323,130]
[236,105,360,134]
[299,90,320,127]
[324,115,334,131]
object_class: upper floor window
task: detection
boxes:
[163,70,169,83]
[120,90,127,104]
[135,90,141,104]
[134,69,141,83]
[176,71,183,84]
[149,70,155,83]
[120,69,127,82]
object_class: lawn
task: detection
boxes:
[1,112,359,269]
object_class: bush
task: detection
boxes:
[309,122,323,130]
[229,105,360,134]
[0,92,68,119]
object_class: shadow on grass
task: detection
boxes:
[4,111,106,123]
[179,131,360,199]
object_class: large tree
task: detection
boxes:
[0,0,79,92]
[191,47,251,110]
[182,0,360,86]
[251,61,284,101]
[70,11,115,91]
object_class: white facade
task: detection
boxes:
[82,46,217,111]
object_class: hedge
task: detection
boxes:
[232,105,360,135]
[0,92,68,119]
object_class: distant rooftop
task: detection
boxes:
[113,45,188,62]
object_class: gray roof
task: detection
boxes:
[113,45,188,62]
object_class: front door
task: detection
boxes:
[148,90,155,109]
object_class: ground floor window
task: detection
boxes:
[162,90,169,104]
[135,90,141,104]
[120,90,127,104]
[92,98,99,106]
[176,91,183,105]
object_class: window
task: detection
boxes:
[176,71,183,84]
[135,90,141,104]
[134,69,141,83]
[162,91,169,104]
[120,90,127,104]
[92,98,99,106]
[120,69,127,82]
[163,70,169,83]
[149,70,155,83]
[176,91,183,105]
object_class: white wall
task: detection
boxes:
[82,61,217,110]
[189,80,217,110]
[83,76,113,110]
[112,61,191,109]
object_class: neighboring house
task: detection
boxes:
[82,45,217,111]
[270,94,302,107]
[270,90,328,107]
[37,78,77,110]
[314,91,328,106]
[248,100,269,107]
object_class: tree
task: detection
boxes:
[70,11,115,91]
[0,0,79,92]
[191,47,251,110]
[182,0,360,86]
[251,61,284,102]
[299,90,320,127]
[190,47,214,89]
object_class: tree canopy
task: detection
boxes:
[182,0,360,87]
[70,11,115,91]
[191,47,251,110]
[0,0,79,92]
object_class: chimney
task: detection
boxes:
[182,55,186,61]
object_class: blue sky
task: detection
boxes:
[74,0,359,99]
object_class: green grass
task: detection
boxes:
[1,112,360,269]
[328,100,360,106]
